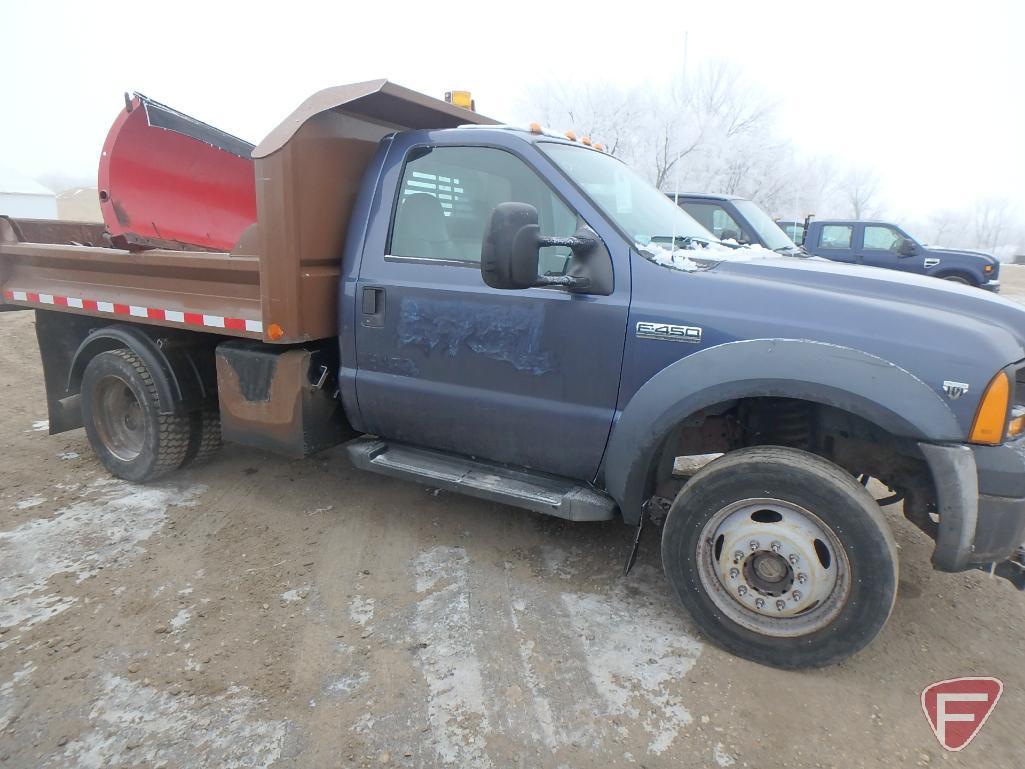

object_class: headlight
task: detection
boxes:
[970,371,1011,445]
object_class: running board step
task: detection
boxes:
[344,438,616,522]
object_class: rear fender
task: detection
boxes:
[603,339,961,524]
[68,324,214,417]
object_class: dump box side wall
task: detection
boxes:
[255,112,392,343]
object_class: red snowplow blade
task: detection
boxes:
[98,94,257,252]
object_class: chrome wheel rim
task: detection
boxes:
[696,498,851,637]
[92,375,145,461]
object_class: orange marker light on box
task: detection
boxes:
[267,323,285,341]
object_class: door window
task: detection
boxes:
[390,146,579,273]
[863,225,902,252]
[818,225,853,249]
[680,202,747,242]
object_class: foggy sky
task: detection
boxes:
[2,0,1022,221]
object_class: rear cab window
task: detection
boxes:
[818,225,853,249]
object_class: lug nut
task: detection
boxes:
[738,585,748,596]
[755,597,765,609]
[734,551,745,562]
[792,590,802,601]
[788,553,799,564]
[729,568,739,579]
[775,599,786,611]
[770,541,782,552]
[797,573,807,584]
[749,540,760,551]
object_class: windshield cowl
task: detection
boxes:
[636,239,789,272]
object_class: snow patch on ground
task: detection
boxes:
[31,420,49,432]
[0,479,206,631]
[561,564,703,755]
[280,586,309,603]
[348,595,375,626]
[714,742,736,766]
[0,661,36,731]
[57,674,287,769]
[58,452,80,460]
[14,495,45,510]
[170,607,192,632]
[413,546,492,768]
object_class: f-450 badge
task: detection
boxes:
[636,321,702,344]
[943,380,970,400]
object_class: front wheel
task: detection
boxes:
[661,446,898,669]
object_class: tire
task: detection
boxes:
[181,404,222,468]
[81,349,191,482]
[661,446,898,669]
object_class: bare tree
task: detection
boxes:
[836,166,882,218]
[972,197,1017,252]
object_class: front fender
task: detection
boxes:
[603,339,962,524]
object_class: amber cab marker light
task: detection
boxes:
[565,130,577,141]
[267,323,285,341]
[970,371,1010,445]
[529,122,542,134]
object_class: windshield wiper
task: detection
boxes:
[650,235,722,249]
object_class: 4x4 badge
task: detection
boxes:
[943,380,970,400]
[636,321,702,344]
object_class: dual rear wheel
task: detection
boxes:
[81,349,221,482]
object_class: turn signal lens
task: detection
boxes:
[984,264,994,273]
[970,371,1010,445]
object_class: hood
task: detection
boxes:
[631,249,1025,435]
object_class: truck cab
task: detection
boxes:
[668,192,802,255]
[803,219,1001,290]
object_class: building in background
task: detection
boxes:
[56,187,102,222]
[0,167,57,218]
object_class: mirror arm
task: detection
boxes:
[537,235,597,253]
[534,274,590,289]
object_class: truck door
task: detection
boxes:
[858,224,916,273]
[354,143,629,482]
[811,223,857,264]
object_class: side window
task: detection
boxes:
[818,225,853,249]
[390,145,579,270]
[681,202,746,241]
[863,225,901,251]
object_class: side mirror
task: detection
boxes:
[897,239,917,257]
[481,202,595,291]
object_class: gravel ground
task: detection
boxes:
[2,289,1025,768]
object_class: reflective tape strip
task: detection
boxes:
[2,290,262,335]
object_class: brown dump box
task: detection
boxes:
[0,80,497,343]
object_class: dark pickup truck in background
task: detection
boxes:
[668,193,802,255]
[803,219,1001,290]
[5,81,1025,670]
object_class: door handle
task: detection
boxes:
[361,287,385,327]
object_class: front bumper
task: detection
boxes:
[981,278,1001,292]
[918,440,1025,572]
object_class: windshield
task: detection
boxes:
[539,143,714,247]
[733,199,798,252]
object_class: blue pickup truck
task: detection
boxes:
[5,80,1025,670]
[803,219,1001,290]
